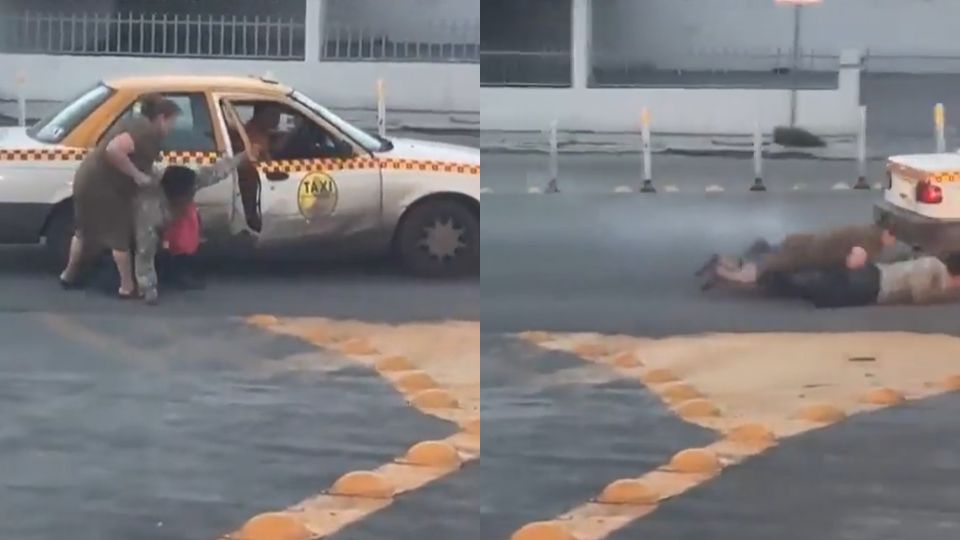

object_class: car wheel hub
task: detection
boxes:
[419,217,466,261]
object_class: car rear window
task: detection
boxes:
[27,84,115,144]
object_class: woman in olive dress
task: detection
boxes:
[59,94,181,298]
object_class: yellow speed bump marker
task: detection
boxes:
[796,403,846,424]
[394,371,439,393]
[511,521,577,540]
[330,471,395,499]
[573,342,607,358]
[375,355,414,372]
[675,399,721,419]
[860,387,905,406]
[521,331,553,344]
[247,314,280,328]
[597,479,660,505]
[410,388,460,409]
[610,352,643,368]
[239,512,310,540]
[338,338,379,356]
[640,369,678,384]
[403,440,462,468]
[940,374,960,391]
[669,448,721,475]
[659,383,703,404]
[726,423,776,447]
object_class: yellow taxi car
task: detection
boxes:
[875,154,960,252]
[0,75,480,277]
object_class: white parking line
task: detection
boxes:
[664,185,680,193]
[613,185,633,194]
[831,182,851,191]
[527,186,543,194]
[705,185,724,193]
[872,182,883,190]
[792,183,807,191]
[480,187,492,195]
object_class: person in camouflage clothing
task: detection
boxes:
[135,152,250,305]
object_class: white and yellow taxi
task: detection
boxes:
[0,75,480,277]
[875,154,960,252]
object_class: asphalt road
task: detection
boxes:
[0,248,478,540]
[481,152,887,194]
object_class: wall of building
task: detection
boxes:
[480,56,860,134]
[0,54,478,112]
[594,0,960,72]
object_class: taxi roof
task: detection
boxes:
[103,75,292,94]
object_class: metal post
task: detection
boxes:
[935,102,946,153]
[750,120,766,191]
[640,107,655,193]
[854,105,870,189]
[376,78,387,138]
[788,5,801,128]
[546,120,560,193]
[15,71,26,127]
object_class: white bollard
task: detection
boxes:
[640,107,655,193]
[546,119,559,193]
[15,71,26,127]
[750,120,766,191]
[376,78,386,138]
[935,102,946,153]
[854,105,870,189]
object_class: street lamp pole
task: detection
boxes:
[789,4,801,127]
[777,0,822,128]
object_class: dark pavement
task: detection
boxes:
[0,249,477,540]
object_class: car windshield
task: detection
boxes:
[27,83,115,144]
[290,90,385,152]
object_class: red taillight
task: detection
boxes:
[917,181,943,204]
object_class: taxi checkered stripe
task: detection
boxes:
[0,147,220,165]
[257,157,480,176]
[889,162,960,183]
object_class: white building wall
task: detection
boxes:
[597,0,960,72]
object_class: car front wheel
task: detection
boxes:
[396,199,479,278]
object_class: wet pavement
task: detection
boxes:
[0,248,477,539]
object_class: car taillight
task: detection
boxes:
[917,180,943,204]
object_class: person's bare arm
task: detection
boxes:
[105,133,152,186]
[194,151,251,190]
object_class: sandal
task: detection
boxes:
[116,289,141,300]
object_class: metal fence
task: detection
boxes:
[0,11,306,59]
[0,11,480,63]
[322,20,479,63]
[480,50,572,87]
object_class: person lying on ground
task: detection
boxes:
[708,246,960,308]
[696,222,905,292]
[134,151,251,305]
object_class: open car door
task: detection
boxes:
[217,98,259,237]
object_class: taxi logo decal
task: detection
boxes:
[297,171,339,218]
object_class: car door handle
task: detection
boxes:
[266,171,289,182]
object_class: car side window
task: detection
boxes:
[113,93,217,153]
[232,100,354,161]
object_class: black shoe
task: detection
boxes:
[59,276,85,290]
[743,239,772,259]
[695,254,720,277]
